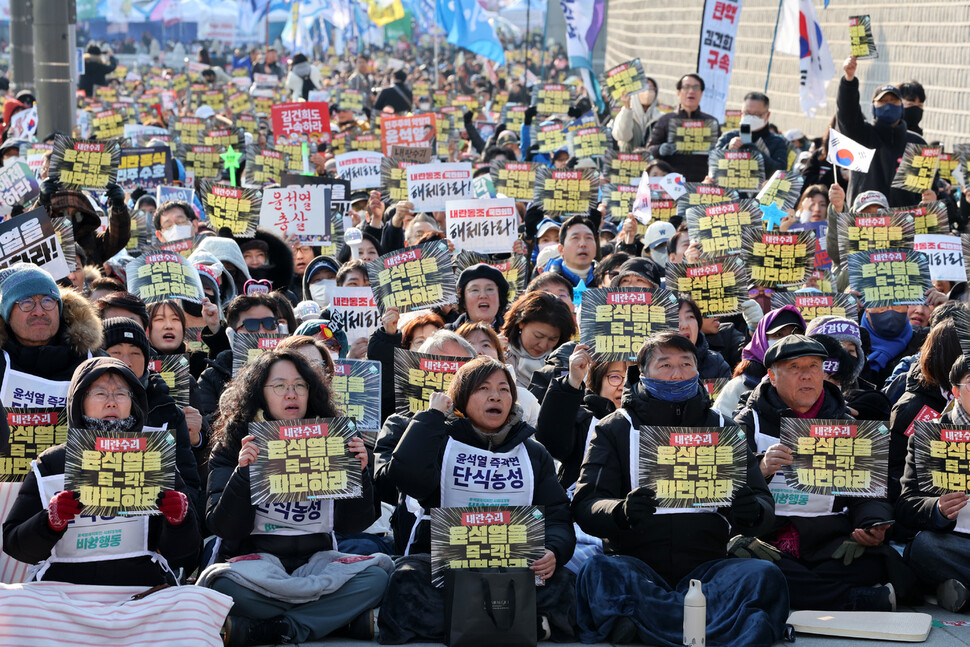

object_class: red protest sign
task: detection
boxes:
[380,113,437,154]
[271,102,332,146]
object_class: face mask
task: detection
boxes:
[903,105,923,128]
[649,248,669,267]
[309,279,337,307]
[418,102,431,111]
[161,223,192,242]
[869,309,908,338]
[766,338,780,349]
[872,103,903,126]
[739,113,766,131]
[2,156,18,168]
[640,375,699,403]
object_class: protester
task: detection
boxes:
[645,73,720,181]
[716,92,789,177]
[501,291,576,389]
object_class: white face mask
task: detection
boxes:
[739,113,766,132]
[418,102,431,111]
[649,248,669,268]
[161,223,193,242]
[310,279,337,307]
[766,338,780,349]
[2,156,18,168]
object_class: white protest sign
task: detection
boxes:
[914,234,965,283]
[335,151,384,191]
[406,163,474,212]
[658,172,687,200]
[445,198,518,255]
[329,287,380,345]
[259,185,331,239]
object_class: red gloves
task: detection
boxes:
[156,490,188,526]
[48,491,83,532]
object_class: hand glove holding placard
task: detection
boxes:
[620,486,657,530]
[48,490,83,532]
[740,299,765,331]
[105,182,127,209]
[156,490,188,526]
[727,535,782,562]
[658,142,677,157]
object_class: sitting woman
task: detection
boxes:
[377,356,576,644]
[199,349,389,647]
[501,291,576,390]
[1,357,227,643]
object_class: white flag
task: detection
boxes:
[775,0,835,118]
[827,129,875,173]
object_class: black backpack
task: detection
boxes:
[300,74,315,101]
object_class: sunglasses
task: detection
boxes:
[237,316,278,333]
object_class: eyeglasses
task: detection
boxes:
[86,389,132,403]
[16,296,58,313]
[605,374,624,387]
[264,382,309,396]
[680,84,703,92]
[237,317,278,333]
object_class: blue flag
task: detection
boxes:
[447,0,505,65]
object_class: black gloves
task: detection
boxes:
[463,110,474,126]
[619,486,657,530]
[524,105,538,127]
[524,203,545,239]
[731,485,764,527]
[105,182,126,209]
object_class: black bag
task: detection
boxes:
[301,74,316,101]
[445,568,536,647]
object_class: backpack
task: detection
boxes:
[300,74,315,101]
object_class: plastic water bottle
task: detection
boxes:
[683,579,706,646]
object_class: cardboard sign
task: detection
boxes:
[0,208,70,280]
[380,158,417,203]
[366,240,457,314]
[579,288,680,362]
[64,427,176,517]
[490,161,539,202]
[446,198,518,255]
[393,348,470,415]
[91,108,125,139]
[330,359,382,446]
[837,211,915,259]
[756,170,805,211]
[675,182,740,221]
[431,506,546,588]
[381,113,436,154]
[913,234,965,282]
[231,332,284,376]
[453,251,528,302]
[531,84,575,117]
[742,229,815,288]
[638,425,748,509]
[127,247,206,304]
[667,118,718,154]
[723,110,742,131]
[204,127,245,150]
[605,183,638,222]
[770,292,859,324]
[534,167,595,217]
[184,145,224,180]
[49,136,121,190]
[338,88,365,113]
[199,181,261,238]
[248,417,362,505]
[170,116,206,146]
[51,217,77,272]
[246,147,289,186]
[651,192,678,223]
[117,146,172,190]
[605,151,649,185]
[666,256,750,317]
[939,153,960,186]
[389,145,434,164]
[271,101,331,145]
[534,122,569,154]
[605,59,649,102]
[0,409,68,482]
[894,202,948,236]
[571,126,610,158]
[709,149,765,194]
[913,422,970,495]
[406,163,474,212]
[849,15,878,59]
[892,144,942,193]
[685,199,760,257]
[259,185,331,239]
[846,248,931,308]
[0,161,40,210]
[147,355,191,409]
[780,418,889,497]
[329,287,380,346]
[499,104,529,131]
[335,151,384,191]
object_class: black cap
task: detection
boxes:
[764,334,827,368]
[766,310,806,336]
[872,85,902,102]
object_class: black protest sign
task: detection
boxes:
[51,216,77,272]
[330,359,382,447]
[490,161,539,202]
[127,247,206,304]
[675,182,740,221]
[666,256,750,317]
[849,15,878,59]
[381,157,418,203]
[204,127,245,150]
[0,161,39,211]
[246,147,289,186]
[579,288,680,362]
[837,211,915,259]
[685,199,760,257]
[892,144,942,193]
[531,84,575,117]
[846,248,931,308]
[0,409,68,482]
[742,228,815,288]
[0,208,71,280]
[339,88,365,112]
[248,417,362,506]
[605,151,649,185]
[183,326,207,354]
[199,181,261,238]
[533,122,569,154]
[939,154,961,186]
[893,201,947,236]
[366,240,457,314]
[534,167,596,217]
[651,192,678,223]
[756,170,805,211]
[117,146,172,190]
[780,418,889,497]
[446,198,518,255]
[64,427,176,517]
[702,379,729,403]
[667,118,718,154]
[147,355,191,409]
[183,145,224,179]
[709,149,765,194]
[351,133,382,153]
[49,136,121,190]
[605,183,638,222]
[571,125,610,158]
[605,59,649,102]
[453,251,528,302]
[91,108,126,139]
[638,425,748,509]
[770,292,859,324]
[231,332,284,376]
[394,348,470,416]
[914,422,970,495]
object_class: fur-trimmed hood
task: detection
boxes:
[0,288,104,358]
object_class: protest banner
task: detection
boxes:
[432,90,450,109]
[0,409,68,482]
[183,145,224,180]
[126,247,206,304]
[756,170,805,211]
[571,125,610,158]
[893,201,948,236]
[155,185,195,210]
[913,422,970,496]
[742,229,814,288]
[389,145,433,164]
[271,101,332,145]
[499,104,529,130]
[348,134,382,154]
[531,84,575,117]
[147,355,191,409]
[117,146,172,190]
[849,15,878,59]
[675,182,740,221]
[489,161,539,202]
[183,326,207,354]
[394,348,469,415]
[329,359,382,447]
[204,127,245,150]
[686,199,760,257]
[805,269,836,293]
[666,256,750,317]
[605,183,638,222]
[406,163,474,212]
[259,185,331,239]
[454,252,528,301]
[335,151,384,191]
[381,158,417,203]
[245,147,289,187]
[709,149,765,194]
[0,208,71,280]
[91,108,125,139]
[49,136,120,191]
[604,59,649,102]
[228,91,252,115]
[199,88,226,112]
[329,287,381,346]
[579,288,680,362]
[780,418,889,497]
[0,161,40,212]
[431,506,546,588]
[667,118,718,154]
[64,427,175,517]
[446,198,518,255]
[846,248,931,308]
[253,93,275,117]
[248,417,362,505]
[534,122,569,154]
[534,167,596,217]
[892,144,942,193]
[697,0,740,121]
[837,211,915,259]
[381,113,436,154]
[604,151,649,185]
[914,234,965,283]
[637,425,747,509]
[367,240,456,314]
[231,332,284,376]
[199,181,261,238]
[770,292,858,324]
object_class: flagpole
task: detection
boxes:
[434,26,440,87]
[538,0,549,81]
[764,0,784,92]
[521,0,530,85]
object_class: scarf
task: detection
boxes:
[452,404,524,451]
[506,345,550,388]
[292,61,312,79]
[861,314,913,372]
[544,257,594,288]
[81,415,138,433]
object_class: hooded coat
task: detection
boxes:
[48,190,131,267]
[2,357,201,585]
[239,228,296,301]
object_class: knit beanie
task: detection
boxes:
[102,317,151,364]
[0,264,61,321]
[806,315,866,382]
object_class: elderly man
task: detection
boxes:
[645,73,720,181]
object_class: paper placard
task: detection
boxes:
[837,211,915,259]
[756,170,805,211]
[453,252,528,302]
[914,234,965,283]
[446,198,518,255]
[245,146,289,187]
[666,256,750,317]
[259,185,331,239]
[127,247,206,304]
[271,101,332,145]
[534,122,568,154]
[204,127,245,150]
[605,151,649,185]
[571,126,610,158]
[894,202,948,236]
[913,422,970,495]
[381,158,417,203]
[231,332,284,376]
[769,292,858,324]
[330,359,382,445]
[579,288,680,362]
[381,113,436,154]
[147,355,191,409]
[366,240,457,314]
[781,418,889,497]
[117,146,172,190]
[531,84,575,117]
[406,163,474,212]
[0,161,40,211]
[335,151,384,191]
[199,181,261,238]
[0,208,70,280]
[393,348,470,416]
[183,145,224,179]
[675,182,740,221]
[709,148,766,194]
[49,136,121,190]
[742,229,815,288]
[605,59,649,102]
[849,15,878,59]
[667,118,718,154]
[329,287,380,346]
[490,161,539,202]
[534,167,596,217]
[0,408,68,482]
[685,199,760,257]
[846,248,931,308]
[892,144,942,193]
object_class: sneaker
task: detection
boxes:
[346,608,377,640]
[537,614,552,641]
[225,615,294,646]
[607,616,638,644]
[938,579,968,613]
[847,583,896,612]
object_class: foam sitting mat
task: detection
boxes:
[787,610,932,642]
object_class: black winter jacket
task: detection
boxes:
[896,404,962,531]
[144,372,203,515]
[197,349,233,418]
[695,331,731,379]
[888,366,947,503]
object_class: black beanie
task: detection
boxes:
[102,317,151,365]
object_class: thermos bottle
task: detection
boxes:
[683,579,706,646]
